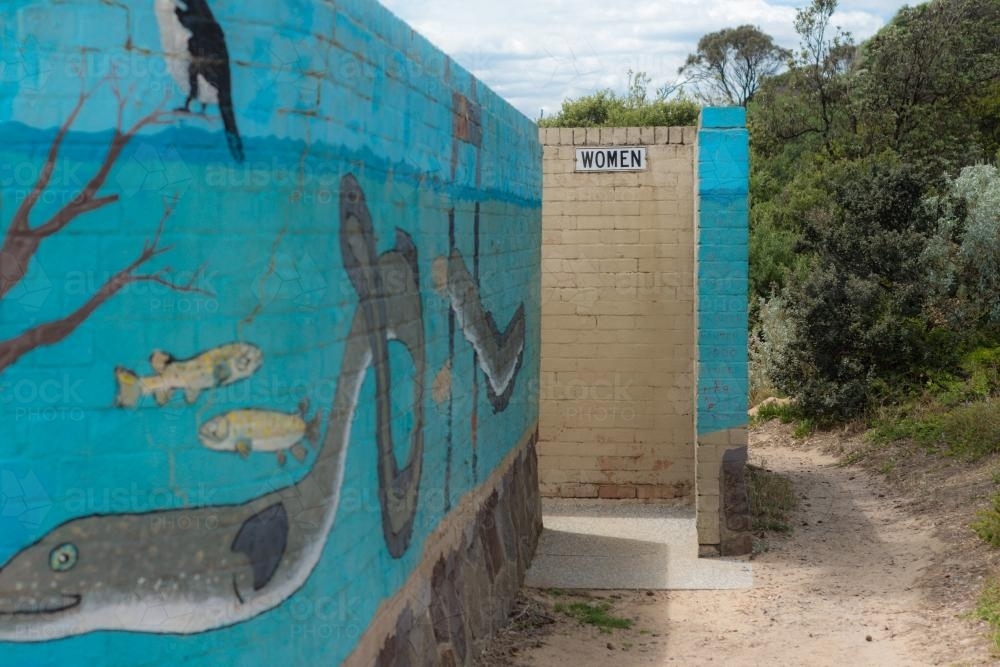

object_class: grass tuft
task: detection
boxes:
[972,493,1000,548]
[977,578,1000,651]
[869,399,1000,461]
[752,400,820,439]
[792,418,817,438]
[553,601,633,633]
[867,345,1000,461]
[747,462,798,533]
[753,400,799,424]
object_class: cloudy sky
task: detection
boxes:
[379,0,913,119]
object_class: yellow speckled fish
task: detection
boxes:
[198,399,321,466]
[115,342,263,408]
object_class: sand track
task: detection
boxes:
[488,423,997,666]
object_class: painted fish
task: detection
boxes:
[115,342,263,408]
[198,399,321,465]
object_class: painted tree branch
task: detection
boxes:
[0,79,206,375]
[0,81,175,300]
[0,205,212,374]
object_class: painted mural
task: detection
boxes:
[0,0,541,663]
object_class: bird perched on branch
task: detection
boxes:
[155,0,244,162]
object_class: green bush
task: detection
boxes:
[744,0,1000,424]
[749,216,802,298]
[538,71,700,128]
[769,160,946,419]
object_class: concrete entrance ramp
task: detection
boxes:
[525,499,753,590]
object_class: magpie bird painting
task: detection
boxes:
[155,0,245,162]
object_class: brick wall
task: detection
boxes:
[538,127,698,502]
[0,0,541,664]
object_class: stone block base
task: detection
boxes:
[697,427,752,556]
[345,428,542,666]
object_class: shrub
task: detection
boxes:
[539,71,700,128]
[749,294,795,404]
[770,160,944,419]
[923,164,1000,327]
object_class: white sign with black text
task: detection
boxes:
[575,146,648,172]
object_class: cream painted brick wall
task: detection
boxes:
[539,127,696,500]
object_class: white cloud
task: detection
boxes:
[379,0,910,118]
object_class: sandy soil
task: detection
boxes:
[479,422,1000,666]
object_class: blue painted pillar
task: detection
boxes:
[695,107,751,556]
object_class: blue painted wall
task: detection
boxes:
[696,107,749,437]
[0,0,541,664]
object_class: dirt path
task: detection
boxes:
[486,426,997,666]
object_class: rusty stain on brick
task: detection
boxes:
[598,485,637,499]
[432,361,452,405]
[637,485,676,500]
[431,255,449,294]
[452,93,483,147]
[597,454,641,469]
